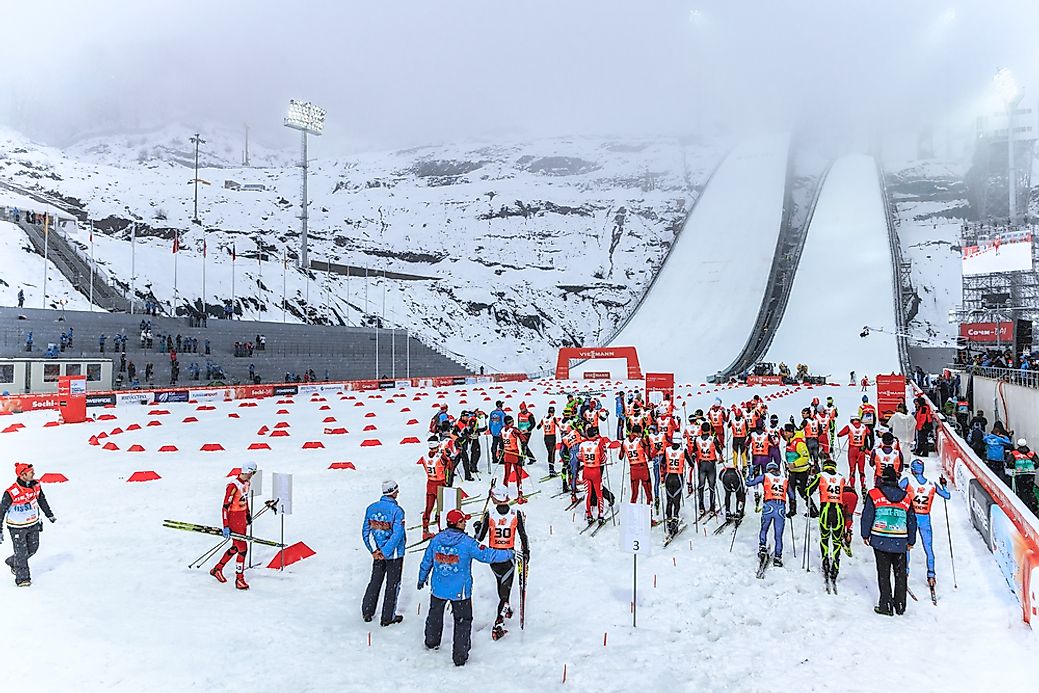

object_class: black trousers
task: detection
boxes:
[665,473,683,521]
[491,435,503,462]
[490,560,515,623]
[469,437,482,472]
[361,557,403,624]
[874,548,908,613]
[6,523,41,583]
[544,435,557,470]
[720,468,745,515]
[425,596,473,666]
[697,461,717,512]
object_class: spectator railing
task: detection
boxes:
[876,160,913,375]
[963,364,1039,390]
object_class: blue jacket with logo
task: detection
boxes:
[489,408,506,436]
[983,433,1013,463]
[418,527,513,601]
[361,495,406,560]
[861,482,918,553]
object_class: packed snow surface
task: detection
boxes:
[766,155,899,377]
[1,380,1031,691]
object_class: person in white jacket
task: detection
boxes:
[887,403,916,454]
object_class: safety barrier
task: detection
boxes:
[0,372,530,415]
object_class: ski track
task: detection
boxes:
[0,382,1031,692]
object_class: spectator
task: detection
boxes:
[912,398,934,456]
[99,334,106,353]
[127,361,136,382]
[861,466,917,616]
[489,401,505,461]
[1009,440,1038,513]
[17,288,23,308]
[204,338,211,355]
[361,480,406,627]
[24,331,32,352]
[983,422,1015,482]
[887,402,915,452]
[119,353,127,373]
[968,410,988,433]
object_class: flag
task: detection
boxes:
[203,238,207,258]
[231,243,236,262]
[172,234,180,254]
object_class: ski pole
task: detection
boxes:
[943,497,957,588]
[190,538,229,569]
[603,455,618,527]
[728,514,741,552]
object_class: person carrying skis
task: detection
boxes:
[536,406,559,476]
[747,460,787,567]
[501,416,527,502]
[578,432,610,525]
[730,409,749,470]
[622,425,652,505]
[663,435,686,536]
[1,463,56,587]
[807,454,851,589]
[859,395,878,449]
[899,460,950,591]
[837,415,871,494]
[869,432,904,488]
[516,402,537,465]
[694,422,720,517]
[474,486,530,640]
[421,436,449,541]
[211,461,257,590]
[861,465,917,616]
[419,509,514,667]
[361,479,406,626]
[781,424,814,518]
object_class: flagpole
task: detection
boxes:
[174,230,179,311]
[257,235,262,322]
[130,222,136,315]
[231,242,236,316]
[282,248,287,323]
[88,220,95,311]
[201,232,207,320]
[42,215,49,308]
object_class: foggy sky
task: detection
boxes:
[1,0,1036,153]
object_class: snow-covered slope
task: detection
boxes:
[606,134,789,381]
[766,154,899,376]
[885,160,968,348]
[0,220,97,311]
[0,126,728,373]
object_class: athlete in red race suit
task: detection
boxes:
[211,462,258,590]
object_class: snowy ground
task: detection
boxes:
[766,154,899,376]
[0,220,96,311]
[610,134,789,381]
[1,380,1032,692]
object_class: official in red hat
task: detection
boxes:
[1,463,57,587]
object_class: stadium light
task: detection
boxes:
[284,100,325,270]
[994,68,1022,108]
[995,68,1023,223]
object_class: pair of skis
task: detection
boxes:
[756,546,773,579]
[163,520,285,548]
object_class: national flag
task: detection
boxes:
[231,243,236,262]
[173,234,180,254]
[203,238,207,258]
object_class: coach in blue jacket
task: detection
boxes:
[418,508,513,666]
[361,480,406,626]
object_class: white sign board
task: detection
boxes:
[619,503,652,555]
[250,470,263,495]
[272,472,293,515]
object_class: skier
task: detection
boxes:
[718,441,746,522]
[559,421,581,496]
[862,465,917,616]
[781,424,814,518]
[1009,439,1039,512]
[211,461,257,590]
[814,406,832,456]
[858,395,878,449]
[869,432,904,487]
[837,415,871,494]
[806,455,850,589]
[748,420,782,511]
[694,422,720,517]
[474,486,530,640]
[622,426,653,504]
[707,398,728,451]
[361,480,406,626]
[419,509,514,667]
[439,420,468,485]
[536,406,559,476]
[899,460,950,592]
[824,396,839,442]
[578,432,610,525]
[730,409,749,469]
[802,410,822,464]
[501,416,527,502]
[488,401,506,461]
[663,435,686,536]
[1,463,56,587]
[747,461,787,567]
[420,436,449,541]
[516,402,537,465]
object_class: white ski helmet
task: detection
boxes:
[491,485,510,504]
[241,461,258,474]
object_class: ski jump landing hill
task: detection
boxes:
[580,143,900,383]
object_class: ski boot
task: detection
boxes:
[516,494,527,505]
[585,514,594,524]
[757,544,768,560]
[16,579,30,587]
[381,615,404,627]
[501,604,514,619]
[598,516,607,527]
[754,492,762,513]
[210,564,228,584]
[491,621,508,641]
[667,519,679,537]
[772,556,783,568]
[235,572,250,590]
[422,530,436,542]
[4,557,13,575]
[927,576,936,588]
[686,482,694,495]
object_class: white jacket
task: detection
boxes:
[888,412,916,447]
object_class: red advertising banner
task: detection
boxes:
[875,373,906,420]
[583,371,610,380]
[555,346,642,380]
[644,372,675,401]
[746,375,783,386]
[959,321,1015,344]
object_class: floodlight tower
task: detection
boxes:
[283,99,326,269]
[994,68,1024,224]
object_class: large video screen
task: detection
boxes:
[962,232,1034,276]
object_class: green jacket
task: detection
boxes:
[785,431,812,473]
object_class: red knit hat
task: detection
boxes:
[14,462,33,476]
[446,509,467,525]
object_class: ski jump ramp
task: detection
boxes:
[604,134,790,382]
[765,154,899,378]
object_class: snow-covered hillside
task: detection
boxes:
[885,159,968,348]
[0,220,96,312]
[0,126,727,373]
